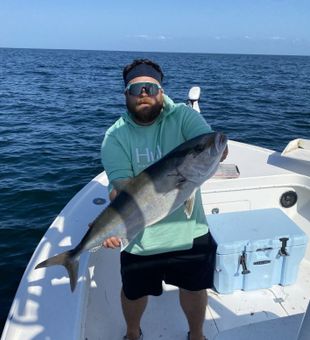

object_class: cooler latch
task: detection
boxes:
[240,251,251,275]
[279,237,290,256]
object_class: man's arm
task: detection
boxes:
[181,105,212,139]
[182,106,228,162]
[101,132,134,189]
[89,182,131,249]
[90,132,134,249]
[103,178,132,249]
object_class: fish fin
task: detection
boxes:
[89,245,102,253]
[184,191,196,219]
[35,249,80,292]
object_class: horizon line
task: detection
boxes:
[1,46,309,58]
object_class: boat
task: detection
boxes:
[2,88,310,340]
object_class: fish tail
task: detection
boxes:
[35,249,80,292]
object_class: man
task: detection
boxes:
[101,59,227,340]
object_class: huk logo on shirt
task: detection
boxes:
[135,145,162,167]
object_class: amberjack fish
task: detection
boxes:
[35,132,227,291]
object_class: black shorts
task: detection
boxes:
[120,232,216,300]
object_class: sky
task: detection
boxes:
[1,0,310,56]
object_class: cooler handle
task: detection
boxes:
[240,251,251,275]
[279,237,290,256]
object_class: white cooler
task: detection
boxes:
[208,208,308,294]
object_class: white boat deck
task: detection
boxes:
[84,240,310,340]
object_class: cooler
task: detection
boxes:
[208,208,308,294]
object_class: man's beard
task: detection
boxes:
[126,98,163,125]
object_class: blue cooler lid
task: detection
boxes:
[207,208,308,255]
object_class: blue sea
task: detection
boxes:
[0,48,309,332]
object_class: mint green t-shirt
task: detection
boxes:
[101,95,212,255]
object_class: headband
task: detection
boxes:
[124,64,162,87]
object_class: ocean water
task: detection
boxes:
[0,48,309,332]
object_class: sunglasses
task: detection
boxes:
[125,82,162,97]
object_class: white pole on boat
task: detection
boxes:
[187,86,201,113]
[296,302,310,340]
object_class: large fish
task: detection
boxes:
[35,132,227,291]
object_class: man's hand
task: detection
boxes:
[88,222,122,248]
[103,237,121,249]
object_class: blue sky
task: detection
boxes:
[1,0,309,55]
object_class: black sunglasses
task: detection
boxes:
[125,82,162,97]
